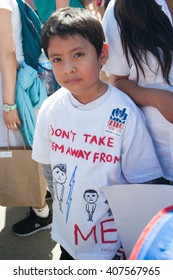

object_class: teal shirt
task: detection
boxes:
[34,0,85,24]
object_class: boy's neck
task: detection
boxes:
[69,83,110,109]
[70,82,108,105]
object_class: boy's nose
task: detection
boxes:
[63,61,76,74]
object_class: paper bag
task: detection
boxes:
[0,146,46,206]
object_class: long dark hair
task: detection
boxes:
[114,0,173,84]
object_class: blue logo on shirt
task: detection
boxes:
[106,107,129,136]
[110,108,128,123]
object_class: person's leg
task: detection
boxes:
[42,164,54,195]
[32,200,49,217]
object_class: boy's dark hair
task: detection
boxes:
[41,7,105,58]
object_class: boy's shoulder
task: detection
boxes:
[109,84,145,123]
[38,87,69,116]
[42,87,69,107]
[109,84,138,108]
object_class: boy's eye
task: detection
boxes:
[53,57,61,63]
[74,52,84,58]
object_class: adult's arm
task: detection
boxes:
[56,0,70,9]
[109,74,173,124]
[0,9,21,130]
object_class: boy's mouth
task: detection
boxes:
[65,78,81,84]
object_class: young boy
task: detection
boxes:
[32,7,163,260]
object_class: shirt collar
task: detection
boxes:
[69,87,110,110]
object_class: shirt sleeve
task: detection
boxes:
[102,0,130,76]
[0,0,13,11]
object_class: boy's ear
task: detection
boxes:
[99,42,109,66]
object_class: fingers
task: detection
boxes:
[3,110,22,130]
[11,119,22,130]
[7,123,19,130]
[16,119,22,126]
[13,124,18,130]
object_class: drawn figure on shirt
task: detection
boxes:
[83,189,99,222]
[53,164,67,213]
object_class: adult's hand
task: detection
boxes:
[3,109,22,130]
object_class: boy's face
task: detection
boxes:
[48,34,108,104]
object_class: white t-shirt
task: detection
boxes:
[0,0,24,147]
[32,85,162,260]
[102,0,173,181]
